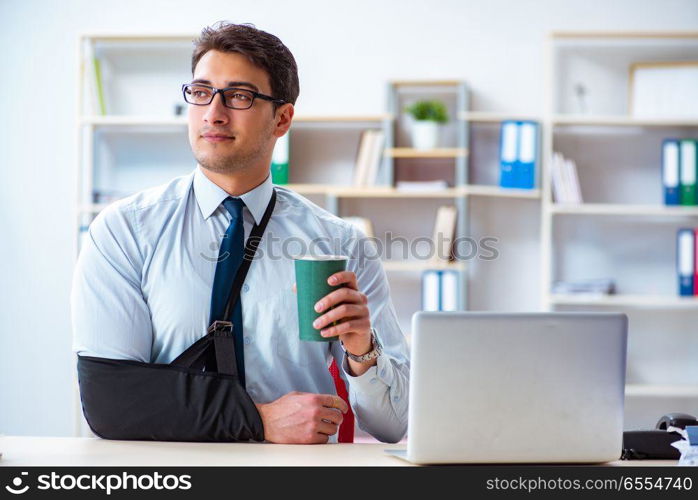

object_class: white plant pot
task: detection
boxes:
[411,121,440,150]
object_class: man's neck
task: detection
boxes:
[199,166,270,197]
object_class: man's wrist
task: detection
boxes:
[341,328,382,364]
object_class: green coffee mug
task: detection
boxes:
[294,255,348,342]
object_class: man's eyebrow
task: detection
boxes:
[190,79,260,92]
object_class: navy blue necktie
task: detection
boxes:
[209,196,246,386]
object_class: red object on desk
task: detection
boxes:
[329,359,354,443]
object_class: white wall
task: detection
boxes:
[1,0,697,436]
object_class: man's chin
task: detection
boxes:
[195,153,247,174]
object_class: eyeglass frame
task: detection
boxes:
[181,83,286,110]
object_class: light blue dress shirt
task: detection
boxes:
[71,166,410,443]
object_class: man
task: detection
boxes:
[72,22,409,444]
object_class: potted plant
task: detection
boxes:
[404,100,449,150]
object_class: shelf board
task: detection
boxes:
[82,115,393,127]
[282,184,464,198]
[293,114,392,123]
[458,111,542,123]
[81,185,541,211]
[549,294,698,309]
[550,203,698,217]
[81,33,197,42]
[280,184,335,195]
[81,115,187,126]
[286,184,539,199]
[385,147,467,158]
[390,80,461,87]
[344,187,463,198]
[550,31,698,40]
[382,260,467,272]
[467,185,540,199]
[626,384,698,398]
[552,115,698,127]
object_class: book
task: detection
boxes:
[421,270,441,311]
[93,57,106,115]
[678,228,695,296]
[551,278,616,295]
[363,130,385,187]
[680,139,697,206]
[352,130,373,186]
[431,205,458,264]
[83,41,106,115]
[499,121,518,188]
[440,270,459,311]
[516,121,538,189]
[564,157,583,203]
[353,130,384,186]
[551,152,582,204]
[271,132,290,184]
[663,139,681,205]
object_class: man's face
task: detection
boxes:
[187,50,279,174]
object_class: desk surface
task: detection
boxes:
[0,437,677,467]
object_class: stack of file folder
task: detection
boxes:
[499,120,539,189]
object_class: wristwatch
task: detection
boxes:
[341,328,382,363]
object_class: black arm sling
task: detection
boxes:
[77,189,277,442]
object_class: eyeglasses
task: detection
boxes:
[181,83,285,110]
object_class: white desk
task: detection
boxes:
[0,437,678,467]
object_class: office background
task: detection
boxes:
[1,0,698,437]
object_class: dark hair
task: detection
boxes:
[191,22,299,106]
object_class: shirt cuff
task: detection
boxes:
[341,352,395,395]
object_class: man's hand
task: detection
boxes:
[311,271,375,375]
[255,391,349,444]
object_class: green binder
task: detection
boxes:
[270,131,289,184]
[680,139,697,206]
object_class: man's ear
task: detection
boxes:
[273,103,294,138]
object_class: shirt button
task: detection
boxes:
[244,336,252,345]
[370,378,377,384]
[243,283,250,293]
[392,395,400,403]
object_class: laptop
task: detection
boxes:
[387,311,628,464]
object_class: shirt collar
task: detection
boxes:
[193,165,273,225]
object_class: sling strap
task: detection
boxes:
[171,188,277,376]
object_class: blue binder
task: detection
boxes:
[663,139,681,205]
[422,270,441,311]
[677,228,695,296]
[440,269,459,311]
[499,121,518,188]
[516,121,538,189]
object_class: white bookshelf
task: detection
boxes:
[542,32,698,427]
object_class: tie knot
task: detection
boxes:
[222,197,245,220]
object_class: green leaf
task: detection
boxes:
[404,100,449,123]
